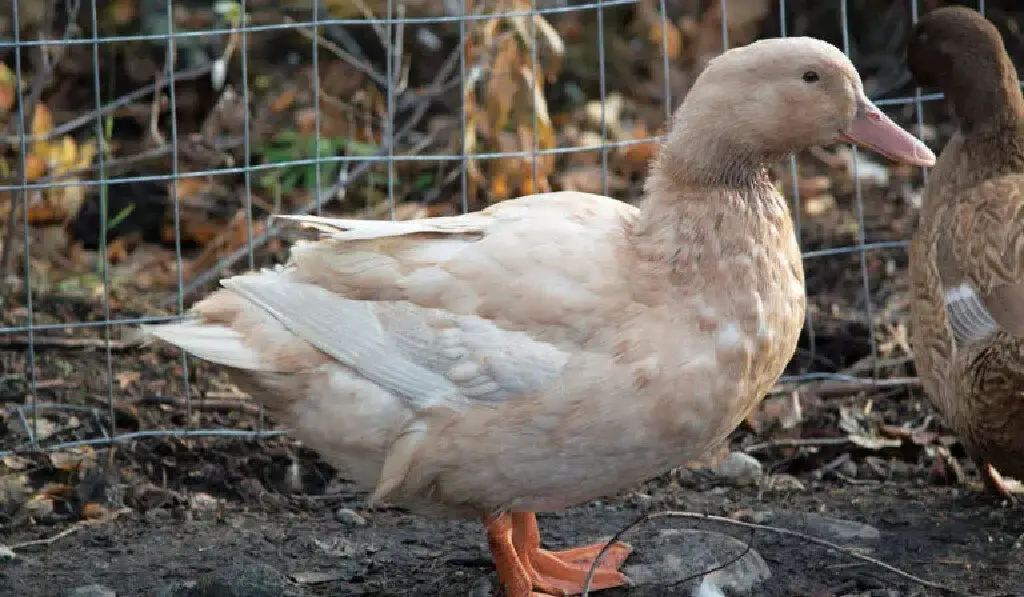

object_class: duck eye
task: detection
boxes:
[802,70,820,83]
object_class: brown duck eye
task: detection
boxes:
[802,70,820,83]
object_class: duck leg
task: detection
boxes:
[512,512,631,595]
[484,512,631,596]
[485,513,548,597]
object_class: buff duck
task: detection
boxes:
[145,37,933,596]
[907,6,1024,500]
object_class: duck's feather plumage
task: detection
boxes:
[144,36,932,529]
[907,5,1024,489]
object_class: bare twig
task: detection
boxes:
[0,190,19,283]
[743,436,873,453]
[0,336,142,351]
[350,0,390,52]
[770,376,920,397]
[136,394,264,415]
[0,64,215,146]
[10,507,130,550]
[284,16,387,87]
[581,510,983,596]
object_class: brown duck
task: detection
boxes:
[907,6,1024,499]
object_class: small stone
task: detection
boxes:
[312,535,355,557]
[838,459,858,478]
[335,508,367,526]
[63,585,116,597]
[759,474,806,493]
[145,508,172,522]
[189,492,219,509]
[714,452,763,486]
[629,491,654,510]
[625,529,770,596]
[0,545,15,561]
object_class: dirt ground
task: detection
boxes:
[3,469,1024,597]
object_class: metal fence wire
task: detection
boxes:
[0,0,1006,456]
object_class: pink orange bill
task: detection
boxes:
[837,96,936,167]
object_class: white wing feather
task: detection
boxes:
[944,281,1000,345]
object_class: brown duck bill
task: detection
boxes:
[837,96,936,167]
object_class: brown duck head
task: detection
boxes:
[907,6,1023,131]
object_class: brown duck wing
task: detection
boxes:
[938,174,1024,343]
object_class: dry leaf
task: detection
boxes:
[23,154,45,181]
[107,237,130,265]
[649,19,683,60]
[37,482,72,499]
[2,455,32,471]
[49,447,97,472]
[803,195,836,217]
[485,36,522,139]
[81,502,107,519]
[0,473,31,509]
[489,171,511,201]
[31,103,53,139]
[0,62,14,114]
[24,494,54,519]
[270,88,297,113]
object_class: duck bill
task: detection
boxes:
[837,97,936,167]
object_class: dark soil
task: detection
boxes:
[3,475,1024,597]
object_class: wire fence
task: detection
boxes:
[0,0,1002,457]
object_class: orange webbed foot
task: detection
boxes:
[484,512,632,596]
[513,512,630,595]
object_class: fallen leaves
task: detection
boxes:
[0,62,15,114]
[464,0,565,202]
[0,94,99,227]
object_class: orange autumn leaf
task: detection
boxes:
[31,103,53,138]
[24,153,46,180]
[489,172,510,201]
[649,20,682,60]
[81,502,107,519]
[0,62,14,114]
[271,88,297,113]
[485,36,521,139]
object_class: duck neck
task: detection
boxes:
[950,58,1024,134]
[648,112,770,190]
[630,115,777,278]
